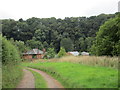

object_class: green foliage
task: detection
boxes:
[10,38,30,56]
[2,36,23,88]
[26,39,43,50]
[57,47,66,58]
[28,69,47,88]
[2,36,21,65]
[2,14,115,53]
[91,15,120,56]
[44,48,56,59]
[2,65,23,88]
[22,62,118,88]
[60,38,74,52]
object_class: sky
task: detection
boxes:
[0,0,119,20]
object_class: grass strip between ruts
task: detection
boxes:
[27,68,47,88]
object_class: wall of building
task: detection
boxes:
[36,54,44,59]
[23,55,32,60]
[23,54,44,60]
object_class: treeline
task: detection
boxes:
[1,35,23,88]
[1,13,115,53]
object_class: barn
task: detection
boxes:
[22,49,45,60]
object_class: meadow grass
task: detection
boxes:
[34,56,118,69]
[22,62,118,88]
[2,65,23,88]
[27,69,47,88]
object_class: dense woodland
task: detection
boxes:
[1,13,120,56]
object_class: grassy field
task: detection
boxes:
[22,61,118,88]
[2,65,23,88]
[45,56,118,69]
[27,69,47,88]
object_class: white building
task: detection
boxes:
[68,51,79,56]
[81,52,89,56]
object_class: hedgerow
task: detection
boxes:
[2,36,21,65]
[1,35,23,88]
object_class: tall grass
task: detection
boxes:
[2,65,23,88]
[44,56,118,69]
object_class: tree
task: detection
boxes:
[57,47,66,58]
[2,14,116,53]
[26,39,43,50]
[10,38,30,56]
[60,38,74,52]
[91,14,120,56]
[44,48,56,59]
[85,37,95,51]
[79,37,86,52]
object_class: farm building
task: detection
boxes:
[81,52,89,56]
[22,49,45,60]
[67,51,79,56]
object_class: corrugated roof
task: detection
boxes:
[23,49,43,55]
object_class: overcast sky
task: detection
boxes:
[0,0,119,20]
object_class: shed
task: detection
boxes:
[68,51,79,56]
[23,49,45,60]
[81,52,89,56]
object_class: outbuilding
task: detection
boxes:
[81,52,89,56]
[23,49,45,60]
[67,51,79,56]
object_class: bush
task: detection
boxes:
[2,36,21,65]
[10,38,30,57]
[2,65,23,88]
[44,48,56,59]
[57,47,66,58]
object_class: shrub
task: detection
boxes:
[10,38,30,57]
[44,48,56,59]
[2,36,21,65]
[2,65,23,88]
[57,47,66,58]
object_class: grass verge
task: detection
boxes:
[27,68,47,88]
[2,65,23,88]
[22,62,118,88]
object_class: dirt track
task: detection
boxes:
[16,69,35,88]
[16,68,64,89]
[28,68,64,88]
